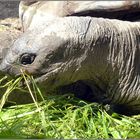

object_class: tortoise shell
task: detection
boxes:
[19,1,140,31]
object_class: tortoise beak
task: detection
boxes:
[0,47,9,64]
[0,58,12,75]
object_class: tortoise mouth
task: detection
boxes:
[71,9,140,22]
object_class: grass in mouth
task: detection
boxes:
[0,72,140,139]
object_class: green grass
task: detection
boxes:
[0,74,140,139]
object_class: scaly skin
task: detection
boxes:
[0,17,140,115]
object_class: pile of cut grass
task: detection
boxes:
[0,75,140,139]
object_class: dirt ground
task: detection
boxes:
[0,1,22,63]
[0,1,21,28]
[0,2,34,105]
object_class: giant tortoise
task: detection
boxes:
[0,1,140,115]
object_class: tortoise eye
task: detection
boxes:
[20,53,36,65]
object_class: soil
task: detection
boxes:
[0,2,34,105]
[0,1,22,62]
[0,1,21,29]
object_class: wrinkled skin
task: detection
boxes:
[0,17,140,115]
[19,1,140,30]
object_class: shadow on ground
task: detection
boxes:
[0,1,20,19]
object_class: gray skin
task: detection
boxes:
[0,17,140,115]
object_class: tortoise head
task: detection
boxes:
[0,17,91,85]
[0,28,66,78]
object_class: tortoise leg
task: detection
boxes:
[59,81,140,115]
[59,80,107,103]
[111,104,140,116]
